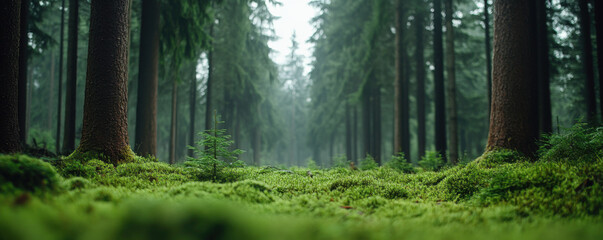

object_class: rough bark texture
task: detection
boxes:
[578,0,597,123]
[75,0,133,164]
[433,0,447,160]
[415,10,426,160]
[63,0,79,153]
[56,0,65,154]
[0,0,22,154]
[484,0,492,119]
[394,0,410,160]
[18,0,29,145]
[487,0,538,156]
[445,0,458,164]
[596,0,603,120]
[536,0,551,133]
[134,0,160,157]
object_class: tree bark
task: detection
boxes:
[18,0,30,145]
[362,85,371,160]
[487,0,538,156]
[75,0,133,164]
[345,102,352,161]
[352,106,358,163]
[252,103,261,166]
[415,9,426,160]
[484,0,492,121]
[445,0,458,164]
[48,51,55,130]
[188,63,197,157]
[0,0,22,154]
[205,23,215,135]
[536,0,551,133]
[433,0,447,161]
[63,0,79,153]
[169,71,178,164]
[595,0,603,120]
[134,0,160,157]
[394,0,410,160]
[578,0,597,124]
[372,76,382,164]
[56,0,66,154]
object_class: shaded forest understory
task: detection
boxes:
[1,125,602,239]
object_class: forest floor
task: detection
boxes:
[1,126,602,240]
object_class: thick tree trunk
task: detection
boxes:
[63,0,79,153]
[433,0,447,161]
[445,0,458,164]
[484,0,492,120]
[0,0,22,153]
[536,0,551,133]
[578,0,597,123]
[134,0,160,157]
[415,9,426,160]
[169,73,178,164]
[596,0,603,120]
[487,0,538,156]
[18,0,30,145]
[188,64,197,157]
[56,0,66,154]
[75,0,133,164]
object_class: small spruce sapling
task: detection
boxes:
[186,111,244,182]
[386,152,415,173]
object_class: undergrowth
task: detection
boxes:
[0,124,602,239]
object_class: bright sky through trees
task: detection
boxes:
[268,0,316,72]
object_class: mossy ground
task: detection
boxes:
[1,127,602,240]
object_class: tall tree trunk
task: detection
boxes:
[18,0,30,145]
[536,0,551,133]
[352,106,358,163]
[134,0,160,157]
[415,9,426,160]
[362,85,371,159]
[433,0,447,161]
[487,0,538,156]
[596,0,603,120]
[188,64,197,157]
[169,71,178,164]
[0,0,22,153]
[63,0,79,153]
[205,23,215,134]
[372,77,382,164]
[252,104,261,166]
[345,102,352,161]
[75,0,133,164]
[484,0,492,120]
[445,0,458,164]
[48,51,55,130]
[394,0,410,160]
[56,0,66,154]
[578,0,597,123]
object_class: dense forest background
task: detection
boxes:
[13,0,602,166]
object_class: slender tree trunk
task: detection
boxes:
[536,0,551,133]
[593,1,603,122]
[48,51,55,130]
[362,85,371,159]
[75,0,133,164]
[352,106,358,163]
[18,0,30,145]
[56,0,66,154]
[373,77,382,164]
[63,0,79,153]
[394,0,405,155]
[445,0,458,164]
[415,9,426,160]
[596,0,603,120]
[205,23,215,134]
[433,0,447,161]
[484,0,492,119]
[0,0,22,154]
[134,0,160,157]
[169,70,178,164]
[487,0,538,156]
[252,103,261,166]
[188,64,197,157]
[578,0,597,123]
[345,102,352,161]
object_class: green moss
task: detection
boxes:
[0,154,62,195]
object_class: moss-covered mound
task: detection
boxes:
[0,154,62,195]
